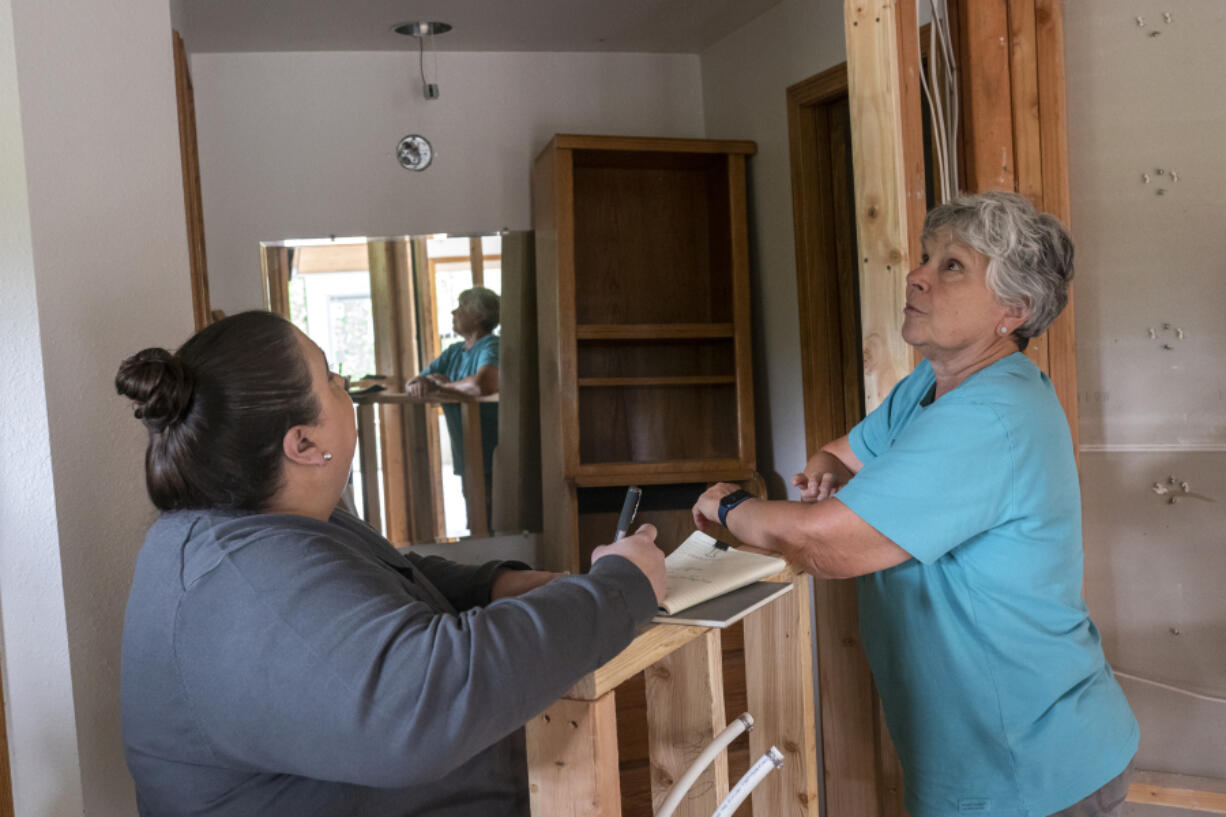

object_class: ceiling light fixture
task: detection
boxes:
[393,20,451,100]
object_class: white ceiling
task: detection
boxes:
[182,0,787,54]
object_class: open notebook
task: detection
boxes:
[652,531,791,627]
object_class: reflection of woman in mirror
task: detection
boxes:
[406,286,500,524]
[115,310,666,815]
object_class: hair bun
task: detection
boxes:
[115,348,195,432]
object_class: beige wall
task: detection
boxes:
[2,0,193,814]
[190,49,705,315]
[700,0,848,495]
[1068,0,1226,779]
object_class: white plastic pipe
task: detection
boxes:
[710,746,785,817]
[654,713,754,817]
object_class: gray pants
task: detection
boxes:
[1047,758,1135,817]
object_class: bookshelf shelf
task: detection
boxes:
[577,375,736,388]
[533,134,758,574]
[575,323,736,340]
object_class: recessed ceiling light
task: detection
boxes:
[392,21,452,37]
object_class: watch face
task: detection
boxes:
[396,134,433,171]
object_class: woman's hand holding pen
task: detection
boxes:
[592,524,667,605]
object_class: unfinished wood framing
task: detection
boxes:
[528,583,816,817]
[527,695,623,817]
[951,0,1079,446]
[843,0,926,412]
[643,630,728,816]
[172,31,211,332]
[742,573,821,817]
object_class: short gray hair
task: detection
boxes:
[458,286,500,332]
[922,191,1073,350]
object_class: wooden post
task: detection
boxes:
[459,401,489,538]
[644,629,729,817]
[261,245,291,317]
[527,694,622,817]
[843,0,926,411]
[172,31,211,332]
[368,240,411,544]
[356,402,381,532]
[743,575,821,817]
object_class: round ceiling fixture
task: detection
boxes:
[396,134,433,171]
[392,21,452,38]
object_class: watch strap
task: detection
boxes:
[717,489,755,527]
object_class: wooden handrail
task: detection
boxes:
[351,391,498,538]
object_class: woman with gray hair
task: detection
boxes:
[693,192,1138,817]
[407,286,501,524]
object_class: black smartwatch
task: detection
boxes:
[717,489,755,527]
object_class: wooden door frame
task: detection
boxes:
[787,62,907,817]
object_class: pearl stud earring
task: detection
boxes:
[999,326,1009,334]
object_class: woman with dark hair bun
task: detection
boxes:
[116,311,666,817]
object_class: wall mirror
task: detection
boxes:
[259,231,541,545]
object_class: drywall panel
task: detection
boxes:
[9,0,193,813]
[191,50,704,316]
[1081,450,1224,778]
[0,0,85,812]
[1066,1,1226,449]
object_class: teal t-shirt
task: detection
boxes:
[421,334,499,477]
[837,353,1137,817]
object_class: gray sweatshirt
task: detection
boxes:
[121,509,655,816]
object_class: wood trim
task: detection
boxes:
[0,669,12,817]
[786,63,864,450]
[260,246,291,317]
[728,154,756,472]
[172,31,211,332]
[1033,0,1078,451]
[553,134,757,155]
[1128,772,1226,814]
[533,141,580,573]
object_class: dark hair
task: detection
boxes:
[115,311,320,511]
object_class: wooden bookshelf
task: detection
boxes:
[533,134,758,574]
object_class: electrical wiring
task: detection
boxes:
[918,0,959,201]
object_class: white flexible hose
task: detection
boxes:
[710,746,785,817]
[654,713,754,817]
